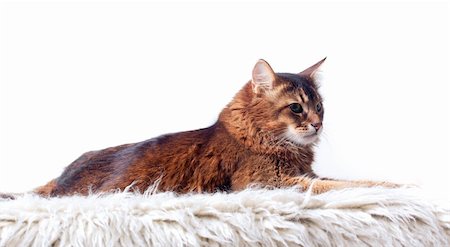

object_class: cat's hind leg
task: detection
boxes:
[33,178,58,197]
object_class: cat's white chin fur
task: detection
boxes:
[285,125,321,146]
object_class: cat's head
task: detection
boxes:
[223,58,326,150]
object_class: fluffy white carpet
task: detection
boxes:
[0,187,449,247]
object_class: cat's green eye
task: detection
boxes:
[289,103,303,114]
[316,102,322,112]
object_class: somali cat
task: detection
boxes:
[32,58,395,197]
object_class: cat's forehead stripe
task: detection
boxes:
[299,88,308,103]
[272,85,305,104]
[276,73,317,101]
[272,85,288,96]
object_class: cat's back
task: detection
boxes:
[45,139,157,195]
[40,125,228,196]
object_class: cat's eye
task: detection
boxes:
[316,102,322,112]
[289,103,303,114]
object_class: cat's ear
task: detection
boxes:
[299,57,327,78]
[252,59,276,94]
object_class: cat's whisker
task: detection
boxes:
[317,130,331,146]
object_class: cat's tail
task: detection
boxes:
[0,192,22,200]
[1,179,57,200]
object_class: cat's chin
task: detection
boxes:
[285,126,320,146]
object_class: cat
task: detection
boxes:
[32,58,396,197]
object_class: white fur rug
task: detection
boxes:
[0,187,449,247]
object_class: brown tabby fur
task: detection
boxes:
[32,59,394,197]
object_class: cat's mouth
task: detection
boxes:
[302,132,318,139]
[284,126,320,146]
[300,132,320,144]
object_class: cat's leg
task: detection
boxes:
[33,178,58,197]
[281,176,399,194]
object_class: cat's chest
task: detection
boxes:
[235,154,305,178]
[229,155,306,190]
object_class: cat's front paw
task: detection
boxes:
[354,180,404,189]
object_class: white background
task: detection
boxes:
[0,1,448,197]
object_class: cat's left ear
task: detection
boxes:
[299,57,327,79]
[252,59,276,94]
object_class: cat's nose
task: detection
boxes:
[311,122,322,132]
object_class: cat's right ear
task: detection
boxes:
[252,59,276,94]
[298,57,326,79]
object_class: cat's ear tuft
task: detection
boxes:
[299,57,327,79]
[252,59,276,93]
